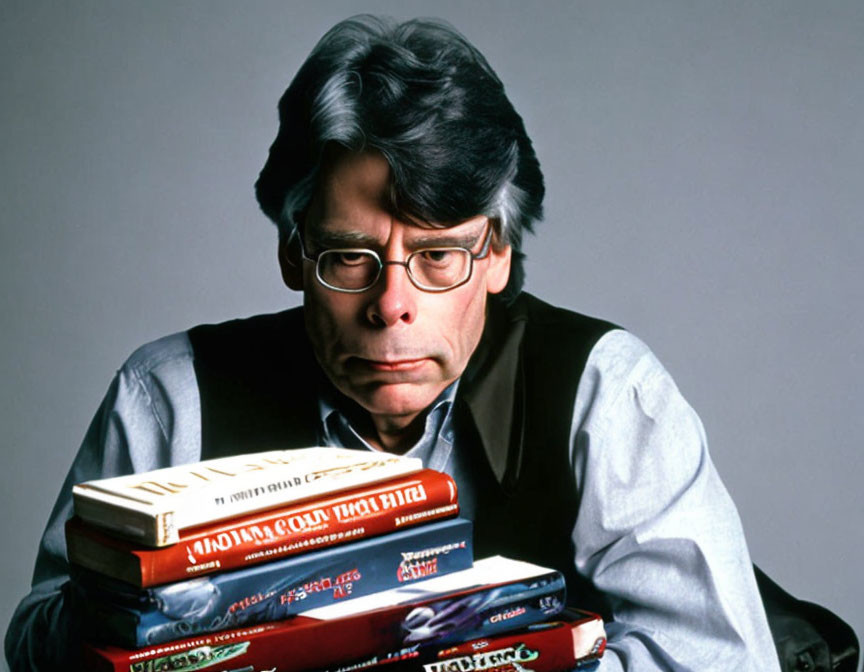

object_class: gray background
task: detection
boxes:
[1,1,861,667]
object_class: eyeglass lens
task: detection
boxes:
[317,249,471,291]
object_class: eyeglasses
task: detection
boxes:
[292,222,494,293]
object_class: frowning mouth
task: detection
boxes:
[357,358,430,372]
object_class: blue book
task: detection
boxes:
[76,517,473,648]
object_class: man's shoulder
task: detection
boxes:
[121,307,304,379]
[508,292,621,334]
[185,307,305,354]
[122,330,195,381]
[502,294,624,369]
[510,292,664,398]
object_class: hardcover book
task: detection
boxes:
[317,609,607,672]
[82,556,567,672]
[67,469,459,587]
[72,447,423,546]
[77,517,474,648]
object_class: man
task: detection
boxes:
[6,16,781,671]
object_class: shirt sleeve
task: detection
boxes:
[4,333,200,671]
[569,330,780,672]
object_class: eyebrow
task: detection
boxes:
[405,229,485,249]
[308,224,487,251]
[307,229,379,249]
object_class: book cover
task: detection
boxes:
[83,556,567,672]
[319,609,606,672]
[78,517,473,648]
[67,469,459,587]
[72,447,423,546]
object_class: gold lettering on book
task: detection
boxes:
[129,481,189,496]
[305,459,399,482]
[201,467,239,478]
[120,454,320,497]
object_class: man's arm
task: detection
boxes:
[570,330,780,671]
[4,333,200,671]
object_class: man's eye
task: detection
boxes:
[418,249,456,265]
[334,252,370,266]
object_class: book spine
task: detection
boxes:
[83,566,566,672]
[72,495,176,548]
[74,451,423,546]
[67,470,459,587]
[81,518,474,648]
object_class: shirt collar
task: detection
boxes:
[317,377,459,455]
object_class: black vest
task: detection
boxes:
[188,292,617,616]
[187,292,858,672]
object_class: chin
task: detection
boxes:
[349,381,445,419]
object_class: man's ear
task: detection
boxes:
[278,237,304,291]
[485,242,512,295]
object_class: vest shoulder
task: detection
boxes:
[185,308,308,365]
[187,307,304,341]
[122,310,304,378]
[507,292,622,335]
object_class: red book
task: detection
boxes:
[82,556,568,672]
[336,609,606,672]
[66,469,458,587]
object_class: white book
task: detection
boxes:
[301,555,558,619]
[72,447,422,547]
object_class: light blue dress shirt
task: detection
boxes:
[5,325,780,671]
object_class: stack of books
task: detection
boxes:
[66,447,606,671]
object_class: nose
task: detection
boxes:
[365,261,417,327]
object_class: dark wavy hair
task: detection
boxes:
[255,15,544,301]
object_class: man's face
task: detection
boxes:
[282,151,511,432]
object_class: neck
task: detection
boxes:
[365,410,426,454]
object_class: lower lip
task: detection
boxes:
[362,358,429,372]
